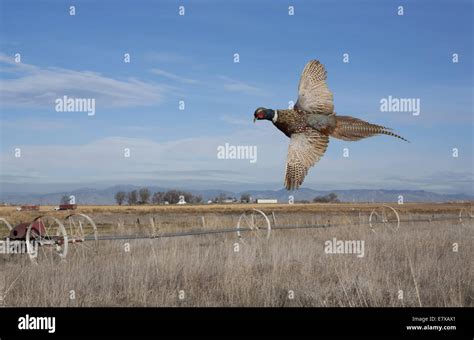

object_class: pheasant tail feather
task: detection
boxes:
[331,116,409,142]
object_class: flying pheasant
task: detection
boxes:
[253,60,408,190]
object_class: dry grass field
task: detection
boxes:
[0,203,472,307]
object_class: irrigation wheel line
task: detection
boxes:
[64,213,99,257]
[2,209,472,263]
[368,205,401,233]
[25,215,68,264]
[0,217,13,231]
[458,208,473,227]
[236,209,271,241]
[0,217,13,240]
[65,213,98,242]
[89,215,474,243]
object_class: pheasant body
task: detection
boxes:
[273,109,336,136]
[254,60,408,190]
[273,109,307,137]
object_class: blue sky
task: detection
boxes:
[0,0,472,194]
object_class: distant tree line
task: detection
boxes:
[114,190,340,205]
[313,193,340,203]
[114,189,202,205]
[151,190,202,204]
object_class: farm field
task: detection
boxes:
[0,202,472,307]
[0,202,470,215]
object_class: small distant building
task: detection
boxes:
[256,199,278,204]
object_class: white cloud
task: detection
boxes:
[0,130,285,184]
[1,131,471,193]
[1,118,66,131]
[0,54,170,108]
[218,76,265,95]
[150,68,198,84]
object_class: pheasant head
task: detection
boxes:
[253,107,275,123]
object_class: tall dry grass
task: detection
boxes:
[0,207,472,307]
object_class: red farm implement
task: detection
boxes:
[0,214,97,263]
[59,204,77,210]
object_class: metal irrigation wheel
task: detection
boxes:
[369,205,400,233]
[0,217,13,239]
[458,207,473,227]
[26,216,68,264]
[64,213,98,257]
[236,209,271,240]
[0,218,14,263]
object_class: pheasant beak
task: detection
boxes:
[253,111,264,123]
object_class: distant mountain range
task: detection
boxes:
[1,185,472,205]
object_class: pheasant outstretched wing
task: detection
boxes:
[295,60,334,115]
[284,130,329,190]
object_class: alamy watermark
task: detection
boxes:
[18,314,55,334]
[324,238,365,258]
[0,239,38,258]
[55,95,95,116]
[380,95,420,116]
[217,143,257,163]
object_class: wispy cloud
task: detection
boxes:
[149,68,198,84]
[0,131,284,184]
[218,76,265,95]
[1,132,472,194]
[1,118,66,131]
[0,54,170,108]
[382,171,474,193]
